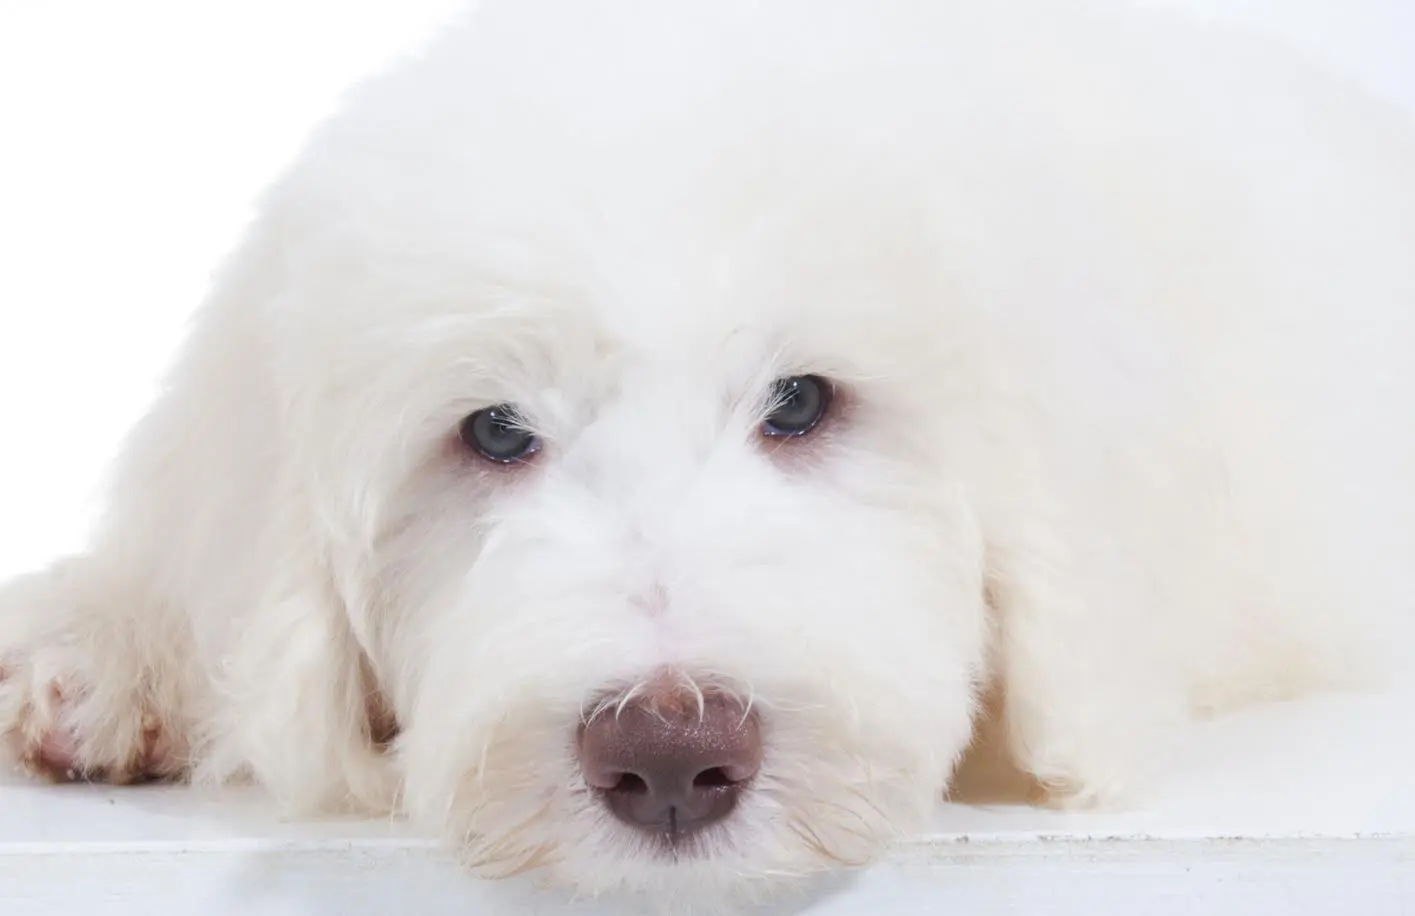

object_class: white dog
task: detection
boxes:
[2,0,1413,910]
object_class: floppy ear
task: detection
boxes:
[980,510,1185,809]
[180,237,399,815]
[193,472,398,816]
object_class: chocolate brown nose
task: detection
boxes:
[578,693,762,840]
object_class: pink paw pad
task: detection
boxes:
[15,682,175,785]
[20,682,90,782]
[33,727,84,781]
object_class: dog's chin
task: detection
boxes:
[461,809,899,907]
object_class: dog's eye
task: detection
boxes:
[762,375,832,438]
[459,405,540,463]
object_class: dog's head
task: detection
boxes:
[250,0,1009,904]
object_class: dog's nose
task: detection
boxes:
[578,693,762,839]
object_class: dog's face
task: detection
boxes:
[255,5,997,904]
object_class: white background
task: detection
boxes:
[0,0,1412,579]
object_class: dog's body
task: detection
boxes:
[2,0,1413,908]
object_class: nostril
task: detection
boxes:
[609,772,649,795]
[691,767,738,789]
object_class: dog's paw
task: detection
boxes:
[1005,716,1156,813]
[0,642,181,785]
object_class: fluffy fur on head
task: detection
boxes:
[2,0,1413,910]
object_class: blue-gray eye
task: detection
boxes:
[762,375,832,437]
[460,405,539,463]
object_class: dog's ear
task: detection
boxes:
[193,489,399,815]
[168,232,398,815]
